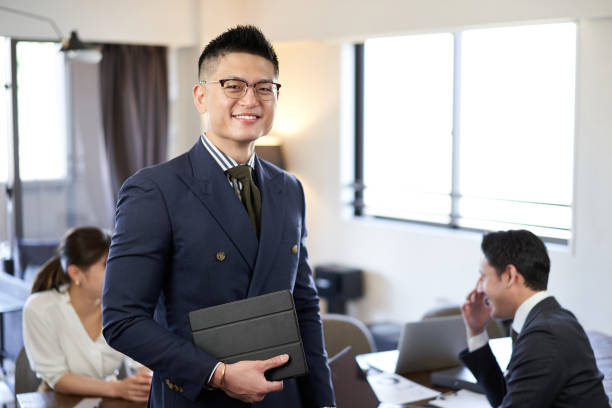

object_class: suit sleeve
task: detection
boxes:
[293,180,336,408]
[102,174,218,402]
[460,345,507,407]
[460,328,564,408]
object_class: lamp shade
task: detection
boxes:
[256,145,285,169]
[60,31,88,51]
[60,31,102,63]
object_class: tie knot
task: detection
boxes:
[226,165,252,181]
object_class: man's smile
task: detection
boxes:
[232,113,261,120]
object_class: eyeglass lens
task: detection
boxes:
[221,79,278,100]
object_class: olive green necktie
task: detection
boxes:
[225,165,261,237]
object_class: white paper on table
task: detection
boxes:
[428,389,490,408]
[73,397,102,408]
[366,372,440,404]
[0,380,12,405]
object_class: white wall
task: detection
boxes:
[195,1,612,334]
[0,0,197,46]
[200,0,612,43]
[168,46,204,157]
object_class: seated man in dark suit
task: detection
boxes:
[460,229,609,408]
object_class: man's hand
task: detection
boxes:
[212,354,288,403]
[461,283,493,337]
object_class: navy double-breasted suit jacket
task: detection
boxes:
[102,140,335,407]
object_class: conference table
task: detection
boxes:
[16,392,146,408]
[13,370,450,407]
[15,331,612,407]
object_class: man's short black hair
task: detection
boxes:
[481,229,550,291]
[198,25,279,79]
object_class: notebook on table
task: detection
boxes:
[189,290,308,381]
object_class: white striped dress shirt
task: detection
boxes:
[200,134,256,197]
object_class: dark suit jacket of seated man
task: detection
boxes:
[459,230,608,408]
[101,25,335,408]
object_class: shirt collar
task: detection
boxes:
[512,290,551,334]
[200,134,255,172]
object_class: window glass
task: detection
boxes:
[16,41,67,181]
[458,23,576,239]
[363,33,454,224]
[359,22,576,241]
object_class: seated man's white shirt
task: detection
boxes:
[467,290,551,352]
[22,285,126,387]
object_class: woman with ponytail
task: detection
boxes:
[22,226,152,402]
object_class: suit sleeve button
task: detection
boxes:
[291,244,298,254]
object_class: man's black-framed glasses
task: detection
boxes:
[199,79,281,101]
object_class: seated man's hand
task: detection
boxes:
[461,284,493,337]
[212,354,288,403]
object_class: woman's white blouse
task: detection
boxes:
[22,287,125,388]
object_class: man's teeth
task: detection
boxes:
[234,115,258,119]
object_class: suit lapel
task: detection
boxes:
[247,157,286,296]
[177,142,259,270]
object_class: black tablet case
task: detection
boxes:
[189,290,308,381]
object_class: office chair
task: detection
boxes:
[321,314,376,359]
[422,305,507,338]
[14,347,40,396]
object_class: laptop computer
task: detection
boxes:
[430,336,512,393]
[357,315,468,374]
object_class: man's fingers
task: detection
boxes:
[254,393,265,402]
[467,288,478,302]
[264,379,284,393]
[260,354,289,371]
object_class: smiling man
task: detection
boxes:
[102,26,336,408]
[460,230,608,408]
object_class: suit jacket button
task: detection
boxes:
[216,251,226,262]
[291,244,298,254]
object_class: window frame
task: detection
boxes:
[4,37,71,240]
[353,26,575,245]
